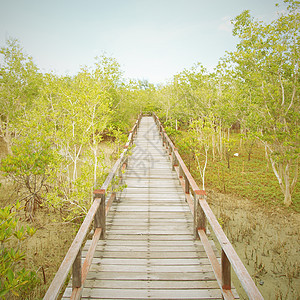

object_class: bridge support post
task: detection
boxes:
[94,190,106,240]
[172,148,178,171]
[184,174,189,194]
[194,190,206,240]
[222,249,231,294]
[72,247,82,289]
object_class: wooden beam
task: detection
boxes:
[198,229,235,300]
[222,249,231,290]
[43,199,101,300]
[199,199,263,299]
[70,228,102,300]
[72,248,82,289]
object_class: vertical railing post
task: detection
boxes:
[128,131,133,147]
[72,248,82,290]
[124,154,129,170]
[172,148,178,171]
[166,139,171,156]
[194,190,207,239]
[118,160,124,184]
[222,249,231,294]
[93,189,106,239]
[179,165,183,178]
[184,174,189,194]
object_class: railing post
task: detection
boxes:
[124,154,129,170]
[166,139,170,155]
[194,190,207,239]
[93,189,106,239]
[72,247,82,290]
[129,131,133,146]
[118,161,124,184]
[172,148,178,171]
[222,249,231,293]
[184,174,189,194]
[179,164,183,178]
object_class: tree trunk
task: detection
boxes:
[212,134,215,161]
[283,162,292,206]
[3,133,13,155]
[268,153,295,207]
[284,189,292,206]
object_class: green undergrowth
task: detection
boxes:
[171,130,300,213]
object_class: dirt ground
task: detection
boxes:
[0,177,76,299]
[207,189,300,300]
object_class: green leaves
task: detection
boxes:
[220,0,300,206]
[0,135,60,217]
[0,204,38,298]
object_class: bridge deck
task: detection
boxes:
[62,116,238,299]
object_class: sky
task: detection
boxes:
[0,0,281,84]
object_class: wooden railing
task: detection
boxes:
[43,114,142,300]
[153,113,263,300]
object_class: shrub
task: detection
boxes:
[0,202,38,298]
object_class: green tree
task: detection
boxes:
[0,134,59,220]
[0,38,42,154]
[229,0,300,206]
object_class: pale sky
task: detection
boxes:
[0,0,280,84]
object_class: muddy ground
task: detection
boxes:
[207,189,300,299]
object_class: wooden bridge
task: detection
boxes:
[44,114,263,300]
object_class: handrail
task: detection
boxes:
[44,113,142,300]
[152,113,263,300]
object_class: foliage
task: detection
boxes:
[228,0,300,206]
[172,130,300,212]
[0,202,38,298]
[0,136,60,220]
[157,0,299,206]
[0,38,43,153]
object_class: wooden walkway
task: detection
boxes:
[62,117,238,299]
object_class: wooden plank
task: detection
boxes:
[90,258,214,265]
[85,251,208,259]
[98,234,195,241]
[89,264,214,273]
[82,279,220,289]
[105,229,193,235]
[84,239,217,248]
[64,288,223,299]
[106,219,192,225]
[111,206,190,212]
[85,271,217,281]
[106,212,192,218]
[119,194,185,200]
[90,245,206,252]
